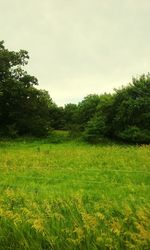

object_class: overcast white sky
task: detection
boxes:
[0,0,150,105]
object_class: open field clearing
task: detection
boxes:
[0,137,150,249]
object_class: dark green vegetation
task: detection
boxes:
[0,41,150,143]
[0,136,150,249]
[0,41,56,137]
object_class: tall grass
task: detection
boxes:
[0,135,150,249]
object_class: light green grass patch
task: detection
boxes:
[0,138,150,249]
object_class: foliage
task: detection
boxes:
[83,115,106,143]
[0,41,54,137]
[0,40,150,143]
[118,126,150,143]
[83,94,114,142]
[63,103,78,130]
[82,75,150,143]
[77,94,101,129]
[112,74,150,143]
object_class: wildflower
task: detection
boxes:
[111,219,121,236]
[13,213,22,226]
[5,188,15,200]
[135,222,150,241]
[73,227,84,240]
[32,218,45,233]
[96,212,105,220]
[53,212,64,221]
[81,212,97,231]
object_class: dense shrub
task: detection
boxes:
[118,126,150,143]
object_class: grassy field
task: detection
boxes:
[0,133,150,249]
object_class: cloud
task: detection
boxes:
[0,0,150,105]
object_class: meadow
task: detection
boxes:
[0,132,150,249]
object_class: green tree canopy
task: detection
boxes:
[0,41,54,137]
[83,75,150,143]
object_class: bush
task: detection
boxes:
[83,115,106,143]
[118,126,150,143]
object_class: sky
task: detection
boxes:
[0,0,150,106]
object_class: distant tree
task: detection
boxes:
[83,94,114,142]
[63,103,81,137]
[17,89,53,136]
[49,105,65,130]
[63,103,78,129]
[77,94,101,129]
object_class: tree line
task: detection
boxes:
[0,41,150,143]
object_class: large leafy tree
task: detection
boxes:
[0,41,53,137]
[83,74,150,143]
[112,74,150,142]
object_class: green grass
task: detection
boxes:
[0,134,150,249]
